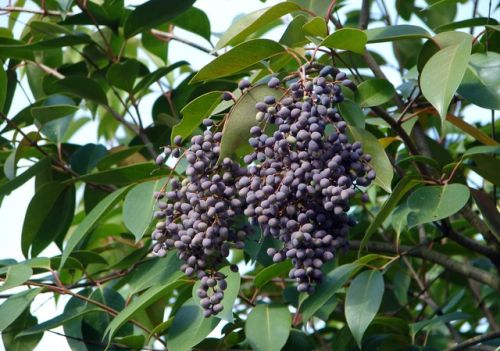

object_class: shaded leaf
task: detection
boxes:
[338,99,365,128]
[172,7,211,42]
[471,189,500,242]
[0,264,32,293]
[1,310,42,351]
[70,143,107,175]
[0,288,42,331]
[76,163,170,185]
[279,15,309,47]
[245,304,291,351]
[31,104,79,124]
[52,77,108,105]
[407,183,470,227]
[0,59,6,112]
[255,261,293,289]
[345,270,385,348]
[167,298,220,351]
[107,60,140,92]
[219,85,283,161]
[0,158,50,197]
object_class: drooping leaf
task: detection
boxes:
[421,39,472,122]
[354,78,395,107]
[366,25,430,43]
[321,28,367,54]
[76,163,170,185]
[21,182,75,258]
[167,298,220,351]
[0,288,42,331]
[348,126,393,193]
[338,99,365,128]
[215,2,302,50]
[407,183,470,227]
[60,186,130,269]
[457,52,500,110]
[172,91,222,142]
[345,270,385,348]
[245,304,291,351]
[409,312,469,340]
[123,178,166,242]
[124,0,196,38]
[218,85,283,161]
[191,39,285,83]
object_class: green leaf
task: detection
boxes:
[218,85,283,161]
[31,104,78,124]
[0,264,33,292]
[254,261,293,289]
[288,0,330,17]
[366,25,430,43]
[123,179,166,242]
[435,17,498,33]
[359,175,421,253]
[70,143,107,175]
[96,146,145,170]
[133,61,188,95]
[1,310,42,351]
[106,278,183,342]
[302,16,327,37]
[167,298,220,351]
[393,268,411,306]
[321,28,367,54]
[172,7,211,42]
[407,183,470,227]
[469,154,500,185]
[279,15,309,47]
[52,76,108,105]
[348,126,393,193]
[355,78,395,107]
[338,99,365,128]
[172,91,222,142]
[458,52,500,110]
[18,306,100,336]
[60,186,130,269]
[21,183,75,258]
[245,304,291,351]
[421,39,472,122]
[0,288,42,331]
[124,0,196,38]
[299,263,359,322]
[76,163,169,185]
[191,39,285,83]
[410,312,468,340]
[127,253,182,295]
[215,2,301,50]
[107,60,140,92]
[345,270,385,348]
[0,158,50,197]
[0,59,6,112]
[192,266,240,323]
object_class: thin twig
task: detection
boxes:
[447,330,500,351]
[151,29,216,56]
[0,6,69,16]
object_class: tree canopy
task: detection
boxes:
[0,0,499,350]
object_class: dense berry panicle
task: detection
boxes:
[151,119,252,316]
[239,67,375,294]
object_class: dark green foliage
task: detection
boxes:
[0,1,498,351]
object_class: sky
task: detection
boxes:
[0,0,496,350]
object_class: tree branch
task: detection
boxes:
[0,6,69,16]
[447,330,500,351]
[350,241,500,290]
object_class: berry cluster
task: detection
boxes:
[153,119,251,316]
[239,67,374,293]
[151,65,375,315]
